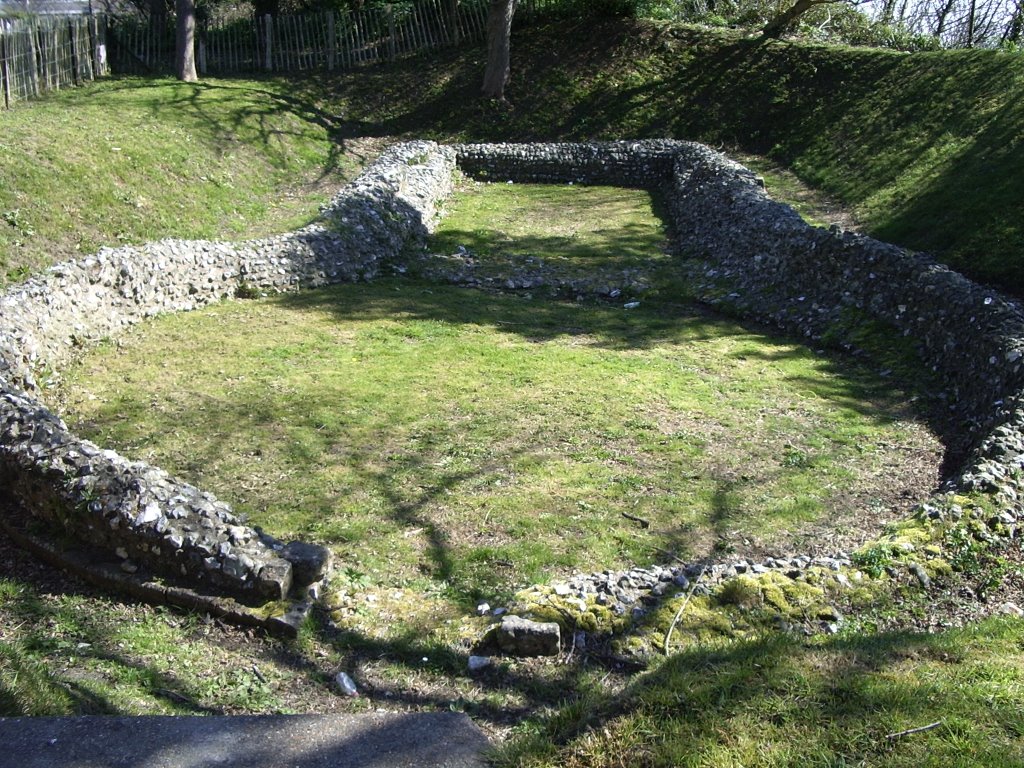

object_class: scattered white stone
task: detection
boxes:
[999,601,1024,617]
[335,671,358,697]
[468,655,492,672]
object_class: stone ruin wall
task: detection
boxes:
[0,141,457,604]
[456,141,1024,509]
[2,138,1023,611]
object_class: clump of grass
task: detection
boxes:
[0,640,76,716]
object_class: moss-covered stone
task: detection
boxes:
[715,576,763,609]
[511,587,631,636]
[926,557,955,580]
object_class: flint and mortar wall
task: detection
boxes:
[455,141,1024,505]
[4,138,1023,609]
[0,141,457,603]
[456,141,680,187]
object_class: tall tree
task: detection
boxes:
[482,0,516,100]
[149,0,169,38]
[761,0,837,37]
[175,0,198,81]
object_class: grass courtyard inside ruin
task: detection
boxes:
[52,182,942,621]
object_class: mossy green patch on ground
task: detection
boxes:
[494,616,1024,768]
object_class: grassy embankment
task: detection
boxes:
[2,19,1023,293]
[296,18,1024,294]
[3,20,1022,292]
[0,77,363,286]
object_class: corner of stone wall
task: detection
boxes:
[0,141,458,614]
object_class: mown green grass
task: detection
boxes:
[53,184,939,611]
[494,616,1024,767]
[0,76,359,286]
[431,180,671,276]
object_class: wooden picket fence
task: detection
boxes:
[0,0,577,108]
[110,0,493,76]
[0,15,107,109]
[111,0,571,76]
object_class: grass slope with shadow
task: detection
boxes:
[286,18,1024,295]
[0,77,369,287]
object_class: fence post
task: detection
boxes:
[0,32,10,109]
[448,0,460,45]
[27,20,39,97]
[68,18,80,85]
[326,12,334,71]
[263,13,272,70]
[386,4,396,61]
[90,15,105,77]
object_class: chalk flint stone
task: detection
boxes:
[495,615,561,657]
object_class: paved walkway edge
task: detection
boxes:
[0,712,491,768]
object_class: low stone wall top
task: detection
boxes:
[455,141,682,187]
[0,141,457,604]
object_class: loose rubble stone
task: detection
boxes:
[494,615,561,657]
[280,541,334,593]
[909,562,932,589]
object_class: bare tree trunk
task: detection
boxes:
[880,0,897,24]
[966,0,977,45]
[761,0,823,39]
[175,0,197,81]
[447,0,460,45]
[933,0,956,41]
[1004,0,1024,43]
[481,0,515,100]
